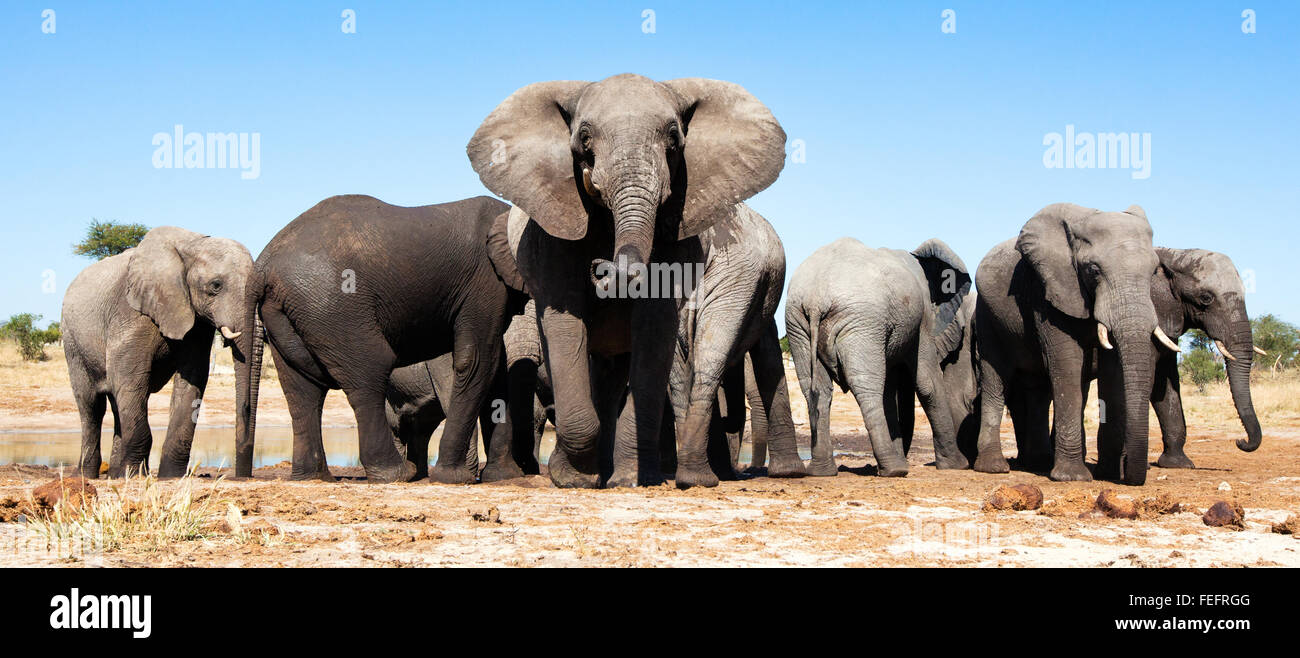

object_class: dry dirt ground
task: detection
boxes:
[1,344,1298,567]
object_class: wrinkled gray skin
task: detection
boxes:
[469,74,787,488]
[893,292,982,461]
[1145,248,1262,463]
[61,227,255,478]
[974,203,1173,485]
[785,238,972,477]
[661,205,806,487]
[1015,247,1263,474]
[386,352,552,478]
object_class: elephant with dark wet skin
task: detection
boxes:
[240,195,531,483]
[61,226,256,478]
[468,74,787,488]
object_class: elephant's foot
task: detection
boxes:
[875,462,909,478]
[973,452,1011,474]
[547,448,601,489]
[1093,458,1121,481]
[156,459,190,479]
[427,463,475,485]
[935,453,970,470]
[674,462,720,489]
[1049,459,1093,482]
[479,460,526,483]
[604,469,641,489]
[1156,452,1196,469]
[806,458,838,478]
[766,453,806,478]
[290,462,336,481]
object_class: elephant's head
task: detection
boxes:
[1156,247,1262,452]
[912,239,979,453]
[468,74,786,290]
[1016,203,1174,484]
[125,226,255,342]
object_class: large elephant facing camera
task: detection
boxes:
[973,203,1180,485]
[62,226,255,478]
[468,74,787,488]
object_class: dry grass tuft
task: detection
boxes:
[23,468,228,553]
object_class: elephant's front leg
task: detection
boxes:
[539,306,602,488]
[1151,354,1194,469]
[607,297,678,488]
[107,383,153,478]
[158,337,212,478]
[1041,318,1093,481]
[429,321,501,485]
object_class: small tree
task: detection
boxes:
[1179,344,1224,393]
[1251,314,1300,372]
[1,314,61,362]
[73,219,149,260]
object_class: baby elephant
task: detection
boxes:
[785,238,972,477]
[62,226,256,478]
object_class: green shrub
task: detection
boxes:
[1,314,61,361]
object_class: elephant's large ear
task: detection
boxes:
[1015,203,1093,319]
[125,227,197,340]
[663,78,787,239]
[913,238,972,355]
[467,81,590,240]
[486,209,528,295]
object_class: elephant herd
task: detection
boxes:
[60,74,1262,490]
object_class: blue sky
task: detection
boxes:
[2,1,1297,332]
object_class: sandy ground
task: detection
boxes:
[1,344,1298,567]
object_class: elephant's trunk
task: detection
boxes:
[234,293,264,477]
[592,148,662,297]
[1112,312,1155,485]
[1224,315,1262,452]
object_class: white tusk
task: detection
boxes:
[220,326,242,340]
[1153,326,1181,352]
[581,166,601,197]
[1254,345,1267,356]
[1097,323,1114,350]
[1214,340,1237,361]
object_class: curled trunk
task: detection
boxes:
[1226,318,1262,451]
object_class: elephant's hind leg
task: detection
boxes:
[272,344,334,482]
[75,390,106,478]
[748,322,806,478]
[840,336,909,477]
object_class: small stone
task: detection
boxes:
[471,506,502,524]
[1095,489,1139,519]
[1217,481,1232,492]
[1202,500,1245,529]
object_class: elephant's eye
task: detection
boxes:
[1198,291,1214,306]
[666,123,683,151]
[577,125,593,152]
[208,280,223,295]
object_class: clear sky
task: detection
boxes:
[2,1,1296,332]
